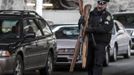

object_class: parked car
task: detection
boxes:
[125,28,134,49]
[107,20,131,62]
[0,10,57,75]
[51,24,81,64]
[51,24,109,66]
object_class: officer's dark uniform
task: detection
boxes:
[86,0,113,75]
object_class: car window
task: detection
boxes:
[2,20,19,33]
[55,26,79,39]
[115,23,120,32]
[38,19,52,36]
[117,22,124,29]
[43,24,52,36]
[23,19,42,37]
[0,19,21,39]
[115,21,125,31]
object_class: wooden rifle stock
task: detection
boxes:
[69,0,92,72]
[82,4,91,68]
[69,36,81,72]
[69,0,83,72]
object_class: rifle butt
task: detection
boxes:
[82,35,88,68]
[69,37,80,72]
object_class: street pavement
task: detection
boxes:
[24,55,134,75]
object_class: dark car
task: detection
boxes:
[0,10,57,75]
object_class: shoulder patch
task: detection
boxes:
[106,15,111,21]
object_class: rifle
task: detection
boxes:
[69,0,83,72]
[69,0,91,71]
[79,0,83,16]
[82,4,91,68]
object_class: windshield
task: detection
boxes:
[0,19,20,39]
[55,26,79,39]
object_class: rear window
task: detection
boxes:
[55,26,79,39]
[0,18,20,39]
[0,19,19,33]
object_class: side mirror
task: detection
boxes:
[24,32,36,38]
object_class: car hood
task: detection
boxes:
[56,39,77,49]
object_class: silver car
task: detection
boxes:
[51,24,82,65]
[108,20,131,61]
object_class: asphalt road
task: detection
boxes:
[25,55,134,75]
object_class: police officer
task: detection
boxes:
[86,0,113,75]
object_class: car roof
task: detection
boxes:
[0,10,42,18]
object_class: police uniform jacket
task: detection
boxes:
[87,8,113,44]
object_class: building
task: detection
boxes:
[0,0,26,10]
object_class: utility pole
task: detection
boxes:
[36,0,43,16]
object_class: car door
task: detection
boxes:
[115,21,128,53]
[23,19,46,69]
[119,21,130,51]
[36,19,54,65]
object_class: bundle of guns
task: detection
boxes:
[69,0,92,72]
